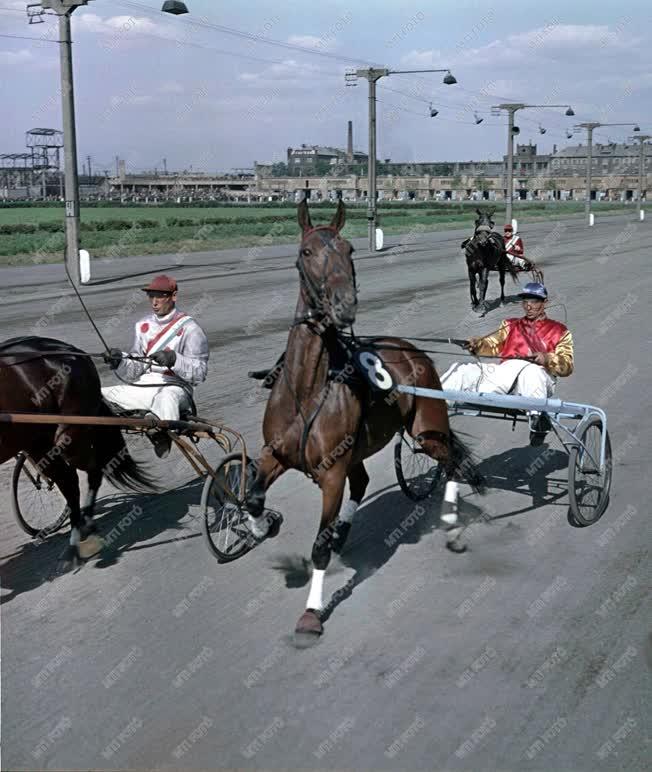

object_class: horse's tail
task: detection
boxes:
[448,430,486,495]
[503,255,520,283]
[96,401,159,493]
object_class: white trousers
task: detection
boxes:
[101,383,190,421]
[441,360,555,400]
[507,253,529,270]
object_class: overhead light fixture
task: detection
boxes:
[430,105,439,117]
[565,107,575,116]
[633,125,640,131]
[161,1,189,14]
[566,131,573,139]
[512,125,520,135]
[443,71,457,85]
[539,125,547,135]
[474,112,483,124]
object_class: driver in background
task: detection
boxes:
[440,282,573,445]
[101,274,209,458]
[503,223,529,269]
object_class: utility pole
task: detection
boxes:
[163,157,168,175]
[347,66,457,252]
[630,134,650,221]
[86,154,92,178]
[38,0,91,285]
[575,122,640,224]
[493,103,575,226]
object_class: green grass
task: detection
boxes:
[0,201,631,265]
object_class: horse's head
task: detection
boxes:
[474,207,495,244]
[296,199,357,329]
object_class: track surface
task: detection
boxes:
[1,214,650,770]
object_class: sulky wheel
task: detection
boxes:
[201,452,278,563]
[394,430,443,501]
[11,453,69,538]
[567,415,612,527]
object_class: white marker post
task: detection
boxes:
[589,213,595,227]
[375,228,384,250]
[640,209,645,221]
[511,218,517,233]
[79,248,91,284]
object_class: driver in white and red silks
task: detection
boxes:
[504,223,528,270]
[101,274,209,457]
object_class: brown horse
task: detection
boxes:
[246,201,484,636]
[0,336,155,563]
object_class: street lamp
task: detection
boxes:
[346,67,457,251]
[33,0,188,286]
[575,122,640,224]
[492,102,575,226]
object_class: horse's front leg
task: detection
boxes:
[296,465,348,636]
[479,267,490,309]
[331,462,369,554]
[468,267,479,308]
[499,267,506,305]
[247,445,285,538]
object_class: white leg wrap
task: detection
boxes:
[82,489,96,511]
[339,500,358,524]
[441,481,460,525]
[247,513,269,539]
[70,528,80,547]
[306,569,325,611]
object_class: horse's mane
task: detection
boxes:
[0,336,85,354]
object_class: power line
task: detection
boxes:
[116,0,380,67]
[0,32,59,43]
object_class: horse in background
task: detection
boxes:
[462,208,519,312]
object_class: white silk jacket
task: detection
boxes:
[117,307,209,388]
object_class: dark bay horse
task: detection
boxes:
[0,336,154,563]
[246,201,485,635]
[463,208,518,312]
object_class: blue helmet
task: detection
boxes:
[519,282,548,300]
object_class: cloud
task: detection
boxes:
[76,13,170,39]
[0,49,33,65]
[287,34,336,52]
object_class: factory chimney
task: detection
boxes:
[347,120,353,162]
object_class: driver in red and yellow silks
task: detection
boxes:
[441,282,573,445]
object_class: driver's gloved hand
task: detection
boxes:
[150,349,177,369]
[103,348,123,370]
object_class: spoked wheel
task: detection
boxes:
[568,415,612,527]
[12,453,69,538]
[201,452,281,563]
[394,431,443,501]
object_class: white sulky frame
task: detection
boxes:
[395,385,609,473]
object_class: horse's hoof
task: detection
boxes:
[446,539,468,554]
[295,609,323,636]
[265,512,283,540]
[330,521,351,554]
[60,545,81,571]
[78,534,104,560]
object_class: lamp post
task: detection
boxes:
[629,134,650,221]
[492,103,574,226]
[35,0,188,286]
[575,122,640,224]
[347,67,457,252]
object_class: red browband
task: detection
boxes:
[301,225,339,239]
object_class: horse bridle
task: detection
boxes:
[294,225,358,322]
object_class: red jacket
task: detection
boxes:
[476,317,574,377]
[504,234,524,257]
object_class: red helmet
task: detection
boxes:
[141,274,177,293]
[504,224,513,232]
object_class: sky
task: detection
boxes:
[1,0,651,174]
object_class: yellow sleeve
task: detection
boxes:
[475,320,510,356]
[545,330,574,377]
